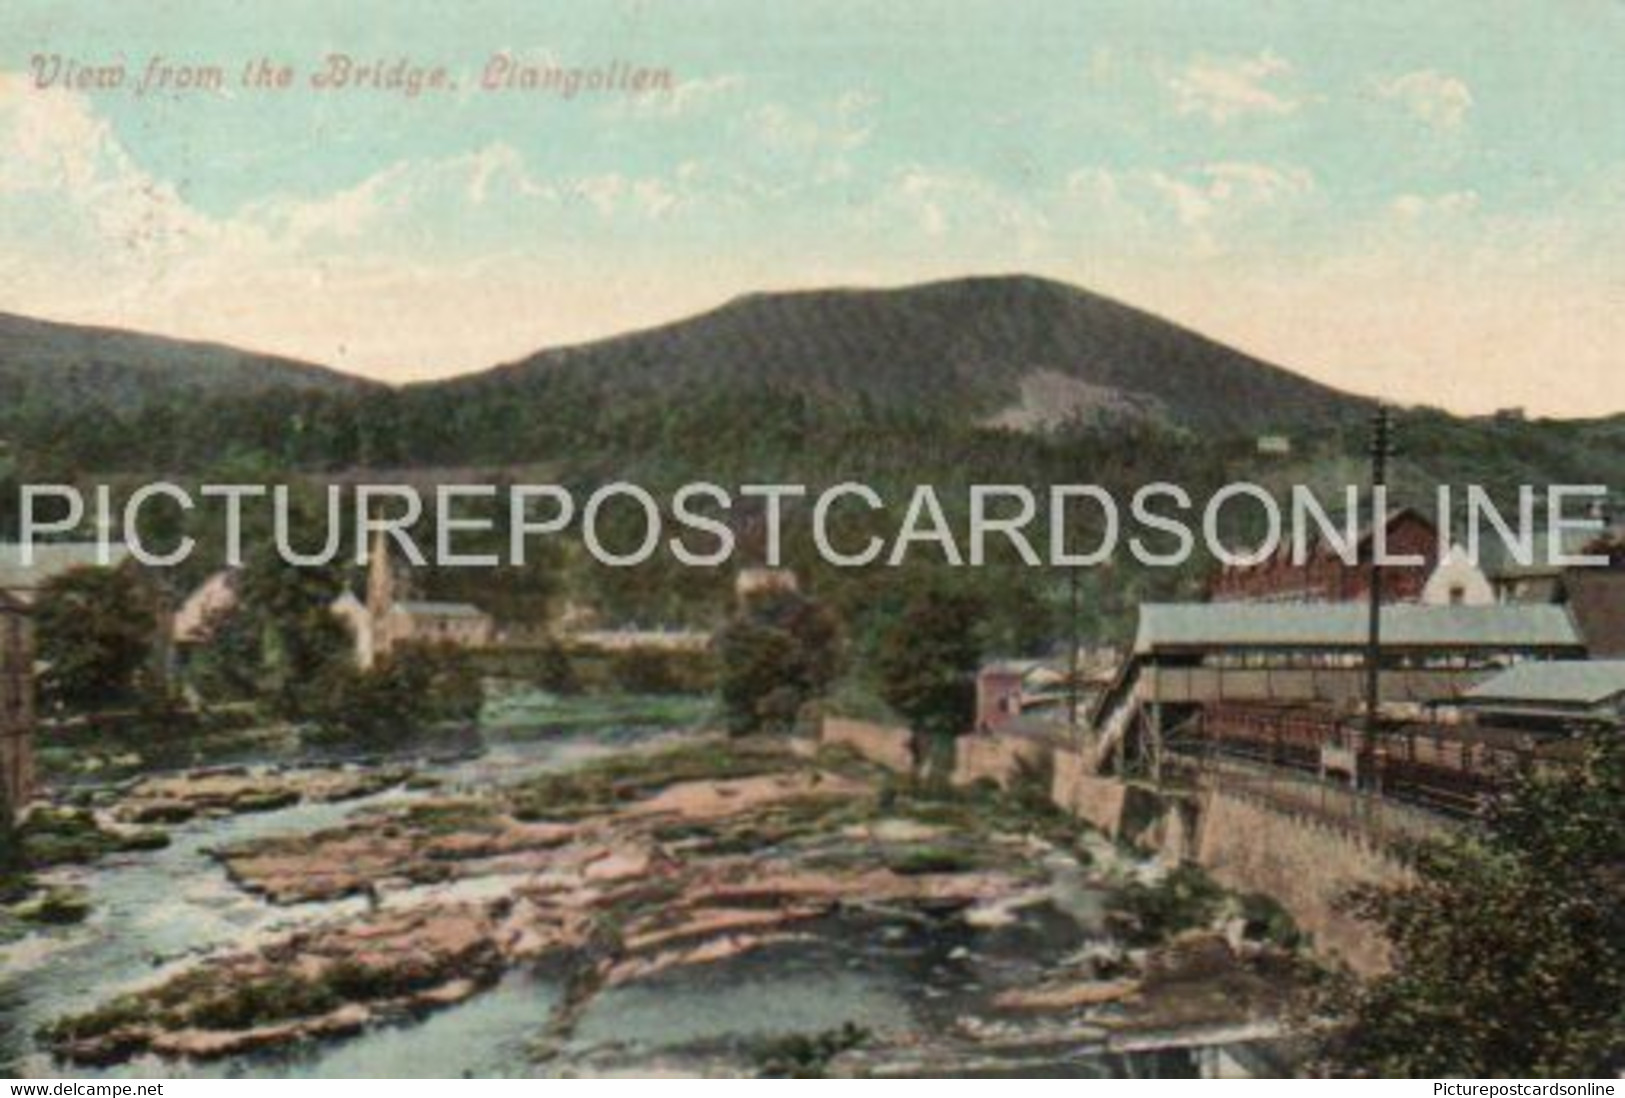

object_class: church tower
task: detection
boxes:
[365,529,396,621]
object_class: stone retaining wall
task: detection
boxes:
[819,717,914,774]
[1195,788,1409,977]
[1048,750,1411,976]
[952,734,1051,790]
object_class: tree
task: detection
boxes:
[308,642,483,742]
[715,590,842,735]
[34,567,154,710]
[1322,738,1625,1077]
[183,599,263,704]
[235,551,351,721]
[873,588,984,779]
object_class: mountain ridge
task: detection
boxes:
[0,310,379,415]
[430,274,1371,434]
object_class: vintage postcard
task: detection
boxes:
[0,0,1621,1086]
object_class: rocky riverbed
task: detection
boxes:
[8,725,1307,1076]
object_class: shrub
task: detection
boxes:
[1105,864,1225,946]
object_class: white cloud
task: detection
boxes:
[1376,70,1473,128]
[1391,190,1479,220]
[621,73,745,118]
[1138,162,1315,254]
[0,75,736,375]
[745,92,876,155]
[1167,52,1299,124]
[879,167,1047,245]
[4,70,1622,415]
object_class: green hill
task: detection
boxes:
[434,275,1369,435]
[0,311,376,419]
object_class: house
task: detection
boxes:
[1420,544,1496,607]
[377,600,495,654]
[1456,660,1625,734]
[0,591,35,817]
[171,569,240,645]
[1484,523,1625,656]
[330,589,375,670]
[976,660,1039,732]
[975,648,1119,733]
[344,531,493,668]
[1208,507,1441,605]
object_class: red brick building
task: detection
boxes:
[1209,508,1441,605]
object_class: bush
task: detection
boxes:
[716,591,842,736]
[1237,891,1302,949]
[35,567,155,711]
[607,649,682,694]
[20,886,92,926]
[1105,864,1224,946]
[754,1023,869,1078]
[885,845,982,875]
[307,642,483,742]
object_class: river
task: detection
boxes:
[0,697,1286,1078]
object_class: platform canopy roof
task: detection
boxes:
[1462,659,1625,707]
[1134,603,1584,655]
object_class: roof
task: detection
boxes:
[390,600,488,620]
[980,659,1043,678]
[1462,660,1625,707]
[172,569,240,643]
[0,542,133,593]
[1134,603,1584,654]
[1560,570,1625,658]
[1479,526,1621,579]
[1352,506,1436,549]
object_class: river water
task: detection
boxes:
[0,701,1275,1078]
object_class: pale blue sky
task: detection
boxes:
[1,0,1622,413]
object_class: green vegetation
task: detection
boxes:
[306,641,483,743]
[14,886,92,926]
[233,548,352,721]
[1105,865,1226,947]
[1322,737,1625,1078]
[34,567,156,711]
[873,585,986,783]
[507,738,792,821]
[753,1022,870,1078]
[16,807,169,869]
[884,845,984,876]
[715,590,842,735]
[42,947,503,1048]
[481,692,712,737]
[1235,891,1302,950]
[605,648,690,694]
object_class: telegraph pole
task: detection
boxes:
[1067,564,1081,740]
[1363,406,1394,791]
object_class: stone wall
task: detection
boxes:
[952,733,1051,790]
[820,717,914,774]
[1048,750,1411,976]
[1194,788,1409,977]
[1051,749,1128,835]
